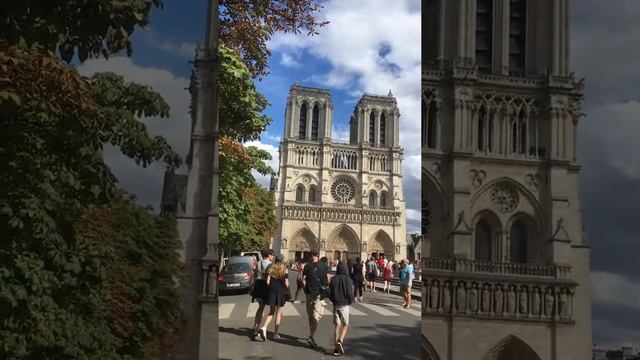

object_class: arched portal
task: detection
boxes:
[422,335,441,360]
[326,224,360,261]
[288,228,319,262]
[483,335,541,360]
[369,230,395,260]
[423,170,447,257]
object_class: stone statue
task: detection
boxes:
[442,282,451,312]
[430,281,439,309]
[481,284,491,313]
[519,286,528,314]
[203,264,218,298]
[456,283,467,312]
[469,283,478,313]
[531,288,541,315]
[559,289,570,319]
[545,288,555,317]
[506,286,516,314]
[494,285,504,315]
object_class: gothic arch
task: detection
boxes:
[292,173,320,189]
[470,177,544,231]
[423,168,448,257]
[422,335,442,360]
[505,212,542,263]
[472,210,502,262]
[368,230,395,257]
[482,335,541,360]
[289,227,319,253]
[326,224,360,260]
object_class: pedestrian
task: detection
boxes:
[294,260,306,303]
[399,260,412,308]
[251,249,275,339]
[256,255,289,341]
[366,257,377,292]
[382,260,393,294]
[329,261,354,356]
[302,250,329,349]
[351,257,364,302]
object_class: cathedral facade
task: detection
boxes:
[422,1,591,359]
[271,83,407,263]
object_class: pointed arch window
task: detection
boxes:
[509,221,528,263]
[475,220,492,262]
[308,186,317,203]
[380,112,386,146]
[380,191,387,208]
[511,109,527,155]
[311,104,319,140]
[478,106,486,151]
[426,100,438,149]
[369,111,375,145]
[509,0,527,75]
[295,185,304,203]
[299,103,307,139]
[369,191,377,208]
[476,0,494,73]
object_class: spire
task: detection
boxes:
[388,89,393,97]
[204,0,219,50]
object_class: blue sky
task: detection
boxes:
[74,0,640,349]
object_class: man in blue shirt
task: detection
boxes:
[399,260,412,308]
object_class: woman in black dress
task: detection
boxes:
[351,257,364,302]
[257,256,289,341]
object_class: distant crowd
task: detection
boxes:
[248,249,420,356]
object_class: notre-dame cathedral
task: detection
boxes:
[270,82,408,263]
[422,0,592,359]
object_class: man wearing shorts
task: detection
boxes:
[329,261,354,356]
[251,248,274,338]
[302,250,328,349]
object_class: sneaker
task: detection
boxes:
[258,328,267,342]
[308,337,319,349]
[333,349,341,356]
[337,341,345,355]
[273,334,281,340]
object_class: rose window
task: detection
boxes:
[490,184,519,213]
[331,178,355,203]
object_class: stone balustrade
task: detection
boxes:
[422,257,572,279]
[421,257,576,323]
[282,203,400,225]
[288,141,394,173]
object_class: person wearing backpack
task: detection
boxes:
[251,248,274,339]
[302,250,328,350]
[294,260,306,303]
[329,261,354,356]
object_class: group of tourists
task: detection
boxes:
[248,248,419,356]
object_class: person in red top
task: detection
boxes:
[382,261,393,293]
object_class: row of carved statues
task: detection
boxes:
[283,206,399,225]
[422,279,574,321]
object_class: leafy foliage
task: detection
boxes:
[220,0,328,77]
[2,0,164,63]
[76,196,184,360]
[219,44,271,142]
[219,136,277,254]
[0,41,182,358]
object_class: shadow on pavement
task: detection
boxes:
[219,326,323,352]
[342,323,421,359]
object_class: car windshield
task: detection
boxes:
[223,263,251,273]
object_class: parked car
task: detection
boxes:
[218,261,254,294]
[241,251,263,265]
[227,255,257,270]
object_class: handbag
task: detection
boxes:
[284,285,292,302]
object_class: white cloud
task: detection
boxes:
[77,57,191,209]
[139,30,197,59]
[280,53,301,68]
[332,124,351,142]
[244,140,280,189]
[592,271,640,310]
[268,0,421,232]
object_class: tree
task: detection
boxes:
[219,0,328,78]
[1,1,184,357]
[218,136,277,255]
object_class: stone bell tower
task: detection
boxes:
[422,1,591,359]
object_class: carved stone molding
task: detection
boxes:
[490,183,519,213]
[470,169,487,187]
